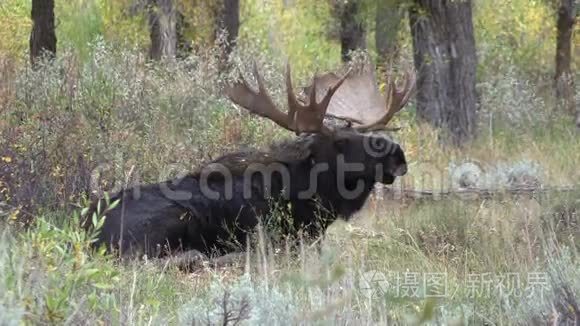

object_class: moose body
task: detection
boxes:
[85,62,414,259]
[89,131,407,257]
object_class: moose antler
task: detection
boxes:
[225,62,350,135]
[304,67,416,132]
[356,70,415,131]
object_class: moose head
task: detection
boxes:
[224,62,415,190]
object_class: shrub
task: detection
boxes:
[0,41,290,221]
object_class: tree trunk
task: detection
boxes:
[215,0,240,56]
[409,0,478,146]
[338,0,366,62]
[175,10,191,58]
[554,0,576,116]
[148,0,177,60]
[30,0,57,67]
[375,0,403,71]
[215,0,240,71]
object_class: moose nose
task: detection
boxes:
[393,164,408,177]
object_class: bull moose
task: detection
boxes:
[84,63,414,259]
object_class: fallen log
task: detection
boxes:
[377,185,579,201]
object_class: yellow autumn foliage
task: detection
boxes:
[0,0,576,76]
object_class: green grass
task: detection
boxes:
[0,192,578,324]
[0,0,579,322]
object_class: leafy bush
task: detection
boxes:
[478,67,550,131]
[449,159,544,189]
[0,213,117,324]
[513,246,580,324]
[178,274,299,325]
[0,0,30,59]
[0,41,292,220]
[474,0,560,78]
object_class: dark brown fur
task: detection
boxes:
[85,129,407,258]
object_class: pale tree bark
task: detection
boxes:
[554,0,577,119]
[148,0,177,60]
[30,0,57,67]
[375,0,403,71]
[409,0,478,146]
[337,0,366,62]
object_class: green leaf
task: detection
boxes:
[107,198,120,211]
[81,268,101,279]
[93,283,115,290]
[92,212,98,227]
